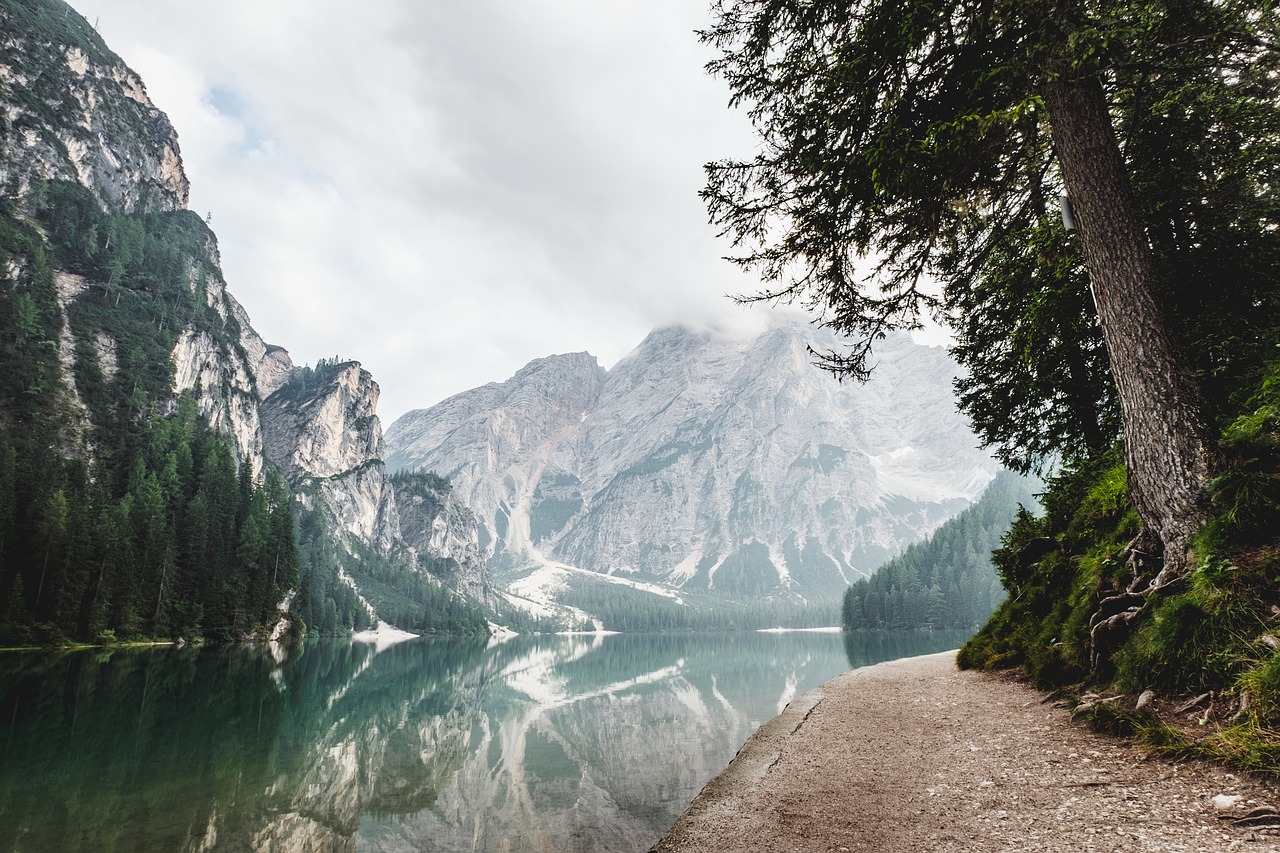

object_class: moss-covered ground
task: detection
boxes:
[960,362,1280,774]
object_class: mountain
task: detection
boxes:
[0,0,993,639]
[0,0,487,642]
[386,321,1000,616]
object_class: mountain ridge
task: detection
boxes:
[386,319,999,612]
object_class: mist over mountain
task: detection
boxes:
[386,321,999,611]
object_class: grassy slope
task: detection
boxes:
[960,363,1280,773]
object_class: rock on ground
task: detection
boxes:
[651,651,1280,853]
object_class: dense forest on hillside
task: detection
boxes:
[841,473,1039,631]
[556,580,841,633]
[0,183,299,644]
[0,179,487,644]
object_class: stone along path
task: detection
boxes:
[652,652,1280,853]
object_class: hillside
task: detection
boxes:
[387,321,999,621]
[0,0,488,643]
[841,471,1040,631]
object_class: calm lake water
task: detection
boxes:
[0,629,967,852]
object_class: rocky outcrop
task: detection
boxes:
[392,473,493,606]
[0,1,269,475]
[386,320,1000,598]
[263,362,384,482]
[0,10,188,211]
[256,362,495,602]
[171,326,265,474]
[255,345,295,399]
[261,361,400,551]
[49,270,94,455]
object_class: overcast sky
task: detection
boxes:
[62,0,808,423]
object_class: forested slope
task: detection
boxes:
[841,473,1038,631]
[960,377,1280,769]
[0,178,302,643]
[0,0,488,644]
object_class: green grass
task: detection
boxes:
[960,360,1280,774]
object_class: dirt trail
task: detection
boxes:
[651,651,1280,853]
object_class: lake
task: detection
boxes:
[0,629,968,852]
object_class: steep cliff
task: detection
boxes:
[168,250,281,477]
[386,321,1000,607]
[0,2,187,211]
[0,0,491,640]
[262,360,399,548]
[391,471,493,607]
[256,361,493,616]
[1,0,277,475]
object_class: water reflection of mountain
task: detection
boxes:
[224,637,491,852]
[0,630,965,853]
[366,634,799,853]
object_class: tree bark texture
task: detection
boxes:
[1039,42,1211,582]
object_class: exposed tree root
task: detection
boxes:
[1086,532,1188,672]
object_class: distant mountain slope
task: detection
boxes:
[386,320,1000,602]
[841,471,1041,630]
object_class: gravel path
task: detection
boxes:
[651,651,1280,853]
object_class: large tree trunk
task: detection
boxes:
[1039,42,1212,587]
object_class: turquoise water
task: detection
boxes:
[0,629,967,852]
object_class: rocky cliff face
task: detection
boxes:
[261,361,400,550]
[0,6,187,212]
[392,473,493,606]
[169,267,281,477]
[0,0,491,619]
[2,0,267,473]
[256,361,493,605]
[386,321,999,600]
[386,352,607,571]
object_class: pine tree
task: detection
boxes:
[701,0,1279,602]
[33,487,68,617]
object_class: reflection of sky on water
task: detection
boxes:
[0,629,968,852]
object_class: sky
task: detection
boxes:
[66,0,948,425]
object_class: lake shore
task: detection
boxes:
[651,651,1280,852]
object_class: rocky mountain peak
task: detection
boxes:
[262,361,383,483]
[0,4,189,212]
[385,351,606,475]
[386,319,999,603]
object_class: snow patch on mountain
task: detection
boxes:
[386,318,999,602]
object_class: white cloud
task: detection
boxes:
[68,0,767,423]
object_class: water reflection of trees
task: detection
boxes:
[842,629,972,670]
[0,631,932,853]
[0,644,291,852]
[0,639,491,852]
